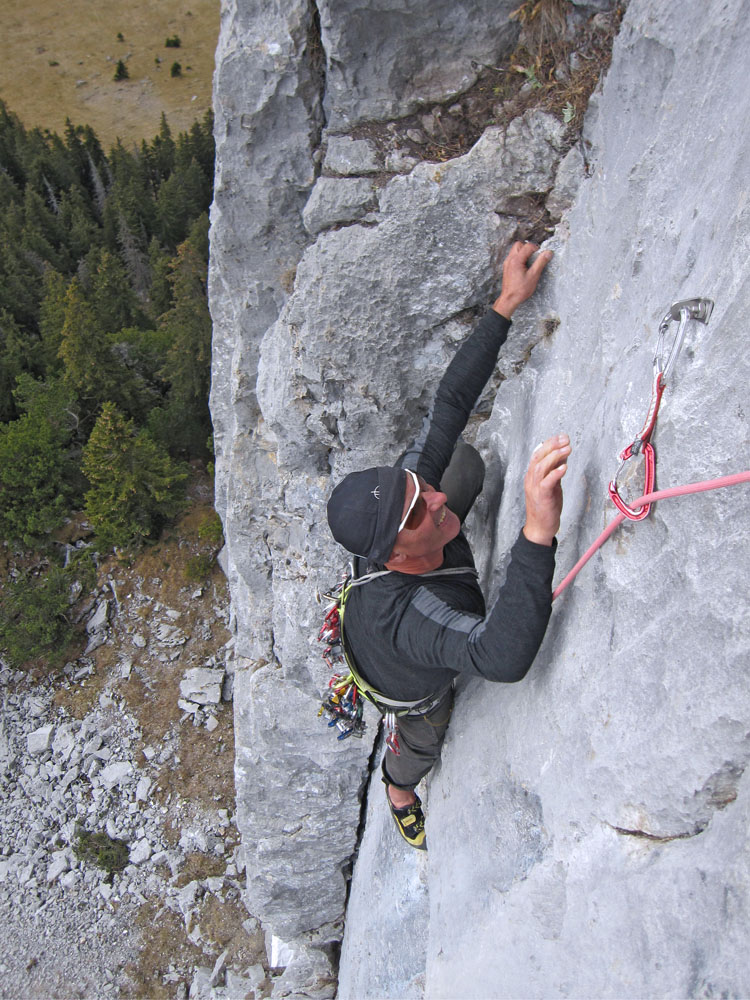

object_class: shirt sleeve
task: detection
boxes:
[398,309,511,486]
[398,531,556,684]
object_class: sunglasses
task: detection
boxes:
[398,470,429,532]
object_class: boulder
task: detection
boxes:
[98,762,133,790]
[179,668,224,706]
[323,136,380,175]
[46,850,72,883]
[135,776,152,802]
[27,725,54,756]
[302,177,376,235]
[86,600,109,635]
[154,624,186,647]
[129,838,152,865]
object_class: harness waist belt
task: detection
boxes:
[369,681,453,717]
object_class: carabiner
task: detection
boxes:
[655,298,713,385]
[384,711,401,756]
[608,368,664,520]
[608,440,656,520]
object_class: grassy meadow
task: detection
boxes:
[0,0,219,147]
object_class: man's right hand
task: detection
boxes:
[492,241,553,319]
[522,435,570,546]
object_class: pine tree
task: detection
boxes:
[146,236,173,319]
[57,277,143,421]
[58,278,116,409]
[155,160,210,249]
[0,169,22,213]
[149,113,176,185]
[87,247,144,334]
[0,202,44,329]
[0,102,28,188]
[13,372,78,436]
[176,111,215,183]
[38,269,69,372]
[42,130,81,200]
[82,401,187,550]
[0,563,76,666]
[58,185,101,264]
[164,237,211,399]
[0,310,31,421]
[63,118,89,186]
[103,142,155,253]
[118,213,151,300]
[22,186,65,271]
[0,375,76,543]
[149,215,212,455]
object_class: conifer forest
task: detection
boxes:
[0,101,215,665]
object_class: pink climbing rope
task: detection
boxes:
[552,470,750,600]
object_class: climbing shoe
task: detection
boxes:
[386,788,427,851]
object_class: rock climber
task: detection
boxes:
[326,241,570,849]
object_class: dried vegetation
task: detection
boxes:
[352,0,623,170]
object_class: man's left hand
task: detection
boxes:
[522,434,570,546]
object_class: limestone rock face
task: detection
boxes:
[209,0,321,664]
[210,0,750,993]
[317,0,520,130]
[209,0,569,953]
[257,111,566,478]
[337,1,750,996]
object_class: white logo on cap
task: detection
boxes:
[370,487,380,500]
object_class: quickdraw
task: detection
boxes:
[608,298,713,520]
[383,712,400,755]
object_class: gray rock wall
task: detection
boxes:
[209,0,750,994]
[208,0,538,966]
[318,0,519,130]
[339,0,750,995]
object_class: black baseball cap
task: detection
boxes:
[327,466,407,563]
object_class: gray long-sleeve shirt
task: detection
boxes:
[344,308,556,703]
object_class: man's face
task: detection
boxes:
[390,473,461,561]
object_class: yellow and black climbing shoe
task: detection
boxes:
[386,788,427,851]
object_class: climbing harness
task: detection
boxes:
[554,296,750,599]
[608,298,713,519]
[316,564,476,750]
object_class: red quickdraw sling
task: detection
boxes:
[608,298,713,520]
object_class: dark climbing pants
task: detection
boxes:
[382,686,455,791]
[382,440,485,791]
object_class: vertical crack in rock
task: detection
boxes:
[341,727,385,907]
[307,0,328,170]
